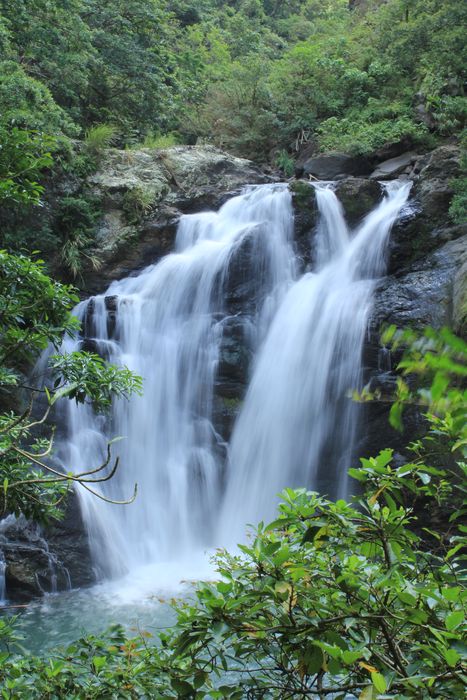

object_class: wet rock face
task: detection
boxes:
[388,145,465,275]
[0,517,73,602]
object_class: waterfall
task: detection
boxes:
[59,184,295,578]
[58,180,410,578]
[219,181,411,544]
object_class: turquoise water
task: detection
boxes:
[9,554,215,655]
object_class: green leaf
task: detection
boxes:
[443,648,460,667]
[92,656,106,671]
[303,646,324,674]
[371,671,387,693]
[445,611,464,631]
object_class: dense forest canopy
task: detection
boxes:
[0,0,465,153]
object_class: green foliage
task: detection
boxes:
[196,56,280,160]
[0,252,79,365]
[54,195,103,278]
[0,327,465,696]
[48,352,142,413]
[0,125,54,205]
[317,103,430,156]
[0,251,142,523]
[84,124,118,156]
[141,133,181,149]
[122,186,155,223]
[0,61,78,138]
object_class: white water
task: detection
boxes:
[219,181,411,544]
[58,184,295,579]
[56,180,410,582]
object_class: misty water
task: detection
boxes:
[10,180,411,651]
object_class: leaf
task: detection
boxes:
[92,656,107,671]
[442,587,461,602]
[371,671,387,693]
[444,648,460,667]
[302,646,324,675]
[445,611,464,631]
[170,679,194,695]
[389,402,403,431]
[50,382,79,405]
[359,686,375,700]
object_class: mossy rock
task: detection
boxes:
[334,178,382,226]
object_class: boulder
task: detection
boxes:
[387,145,465,274]
[301,153,372,180]
[370,152,418,180]
[373,235,467,331]
[334,178,382,226]
[360,234,467,461]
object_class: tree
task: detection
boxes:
[0,251,142,524]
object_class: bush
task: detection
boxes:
[317,102,431,156]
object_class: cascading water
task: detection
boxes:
[59,184,295,579]
[57,179,410,580]
[219,181,411,544]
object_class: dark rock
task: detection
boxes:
[371,136,416,164]
[361,234,467,461]
[46,493,95,590]
[212,318,252,441]
[373,235,467,340]
[301,153,372,179]
[212,395,243,442]
[289,180,318,266]
[215,318,252,400]
[1,517,74,602]
[387,145,465,274]
[294,141,319,177]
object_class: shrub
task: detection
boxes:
[84,124,118,156]
[141,132,181,149]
